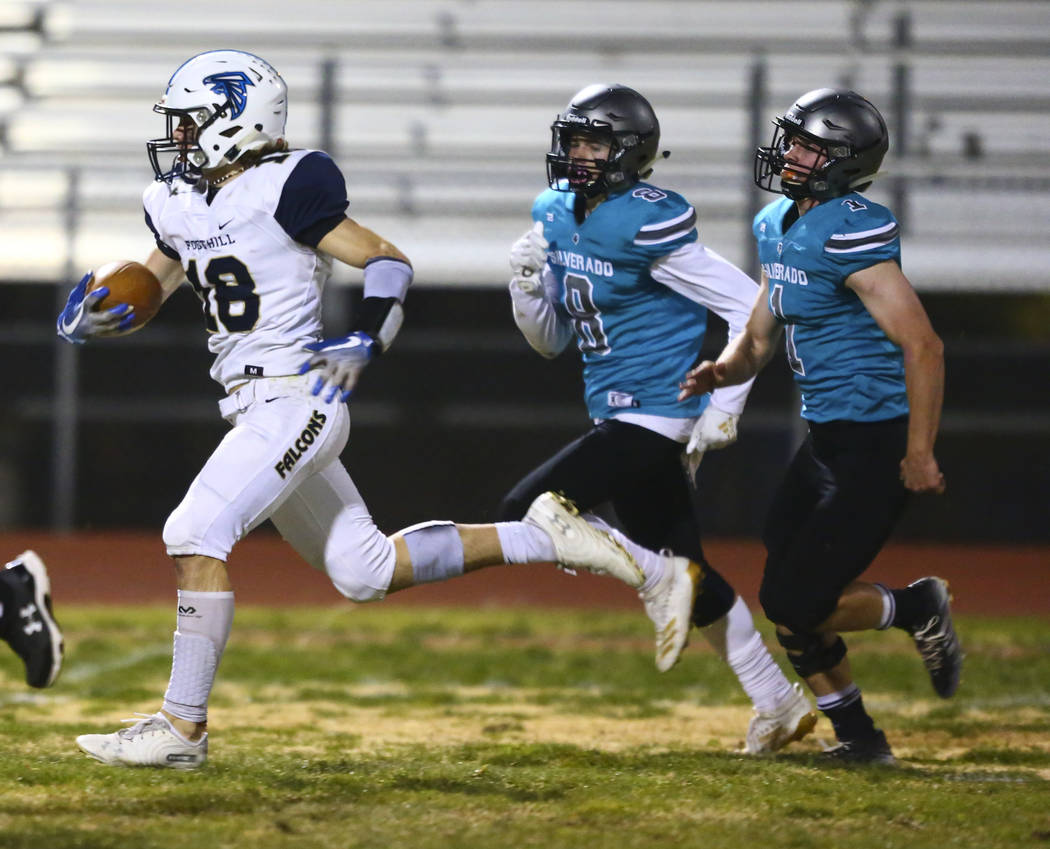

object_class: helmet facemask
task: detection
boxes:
[755,122,859,201]
[547,125,623,198]
[148,106,220,184]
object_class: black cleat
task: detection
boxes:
[907,577,962,698]
[821,730,896,765]
[0,551,64,688]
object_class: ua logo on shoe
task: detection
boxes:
[19,604,43,635]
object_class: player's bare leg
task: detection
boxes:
[815,579,961,698]
[812,581,884,632]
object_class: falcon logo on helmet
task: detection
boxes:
[202,71,255,120]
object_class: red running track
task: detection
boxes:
[2,531,1046,616]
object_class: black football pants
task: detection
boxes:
[497,419,736,626]
[759,417,911,633]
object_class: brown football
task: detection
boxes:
[87,260,163,334]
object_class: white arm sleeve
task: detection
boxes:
[650,241,760,415]
[509,266,573,359]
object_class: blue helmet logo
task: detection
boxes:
[202,71,255,119]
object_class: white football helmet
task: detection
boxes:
[147,50,288,183]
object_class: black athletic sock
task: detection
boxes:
[817,686,879,743]
[689,561,736,628]
[889,586,924,631]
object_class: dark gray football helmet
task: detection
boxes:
[754,88,889,201]
[546,83,663,198]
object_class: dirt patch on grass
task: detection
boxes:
[14,685,1049,772]
[209,690,762,754]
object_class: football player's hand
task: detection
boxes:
[684,404,739,479]
[298,331,376,403]
[677,360,725,401]
[900,451,946,495]
[509,221,549,294]
[56,271,135,344]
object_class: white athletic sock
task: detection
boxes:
[815,683,862,712]
[587,519,667,592]
[494,521,557,564]
[161,590,234,724]
[874,583,895,630]
[702,596,794,713]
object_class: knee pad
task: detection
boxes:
[690,561,737,627]
[162,502,235,561]
[163,483,251,561]
[399,520,464,584]
[162,508,192,552]
[326,528,396,603]
[777,631,848,678]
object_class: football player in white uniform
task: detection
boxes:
[58,51,662,770]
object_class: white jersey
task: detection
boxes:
[143,148,349,391]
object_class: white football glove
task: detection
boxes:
[684,404,739,480]
[509,221,549,295]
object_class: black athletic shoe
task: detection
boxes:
[907,577,962,698]
[0,551,63,688]
[821,730,896,765]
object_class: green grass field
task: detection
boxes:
[1,606,1048,849]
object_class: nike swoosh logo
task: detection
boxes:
[218,219,234,230]
[59,306,84,335]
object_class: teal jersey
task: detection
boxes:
[753,193,908,423]
[533,183,707,420]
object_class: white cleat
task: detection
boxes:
[76,713,207,770]
[640,554,701,672]
[525,492,644,588]
[744,683,819,755]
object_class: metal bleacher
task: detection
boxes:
[2,0,1048,535]
[0,0,1048,289]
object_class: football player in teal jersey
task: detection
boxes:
[680,88,962,763]
[0,550,62,689]
[500,84,818,755]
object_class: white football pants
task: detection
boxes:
[162,373,396,601]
